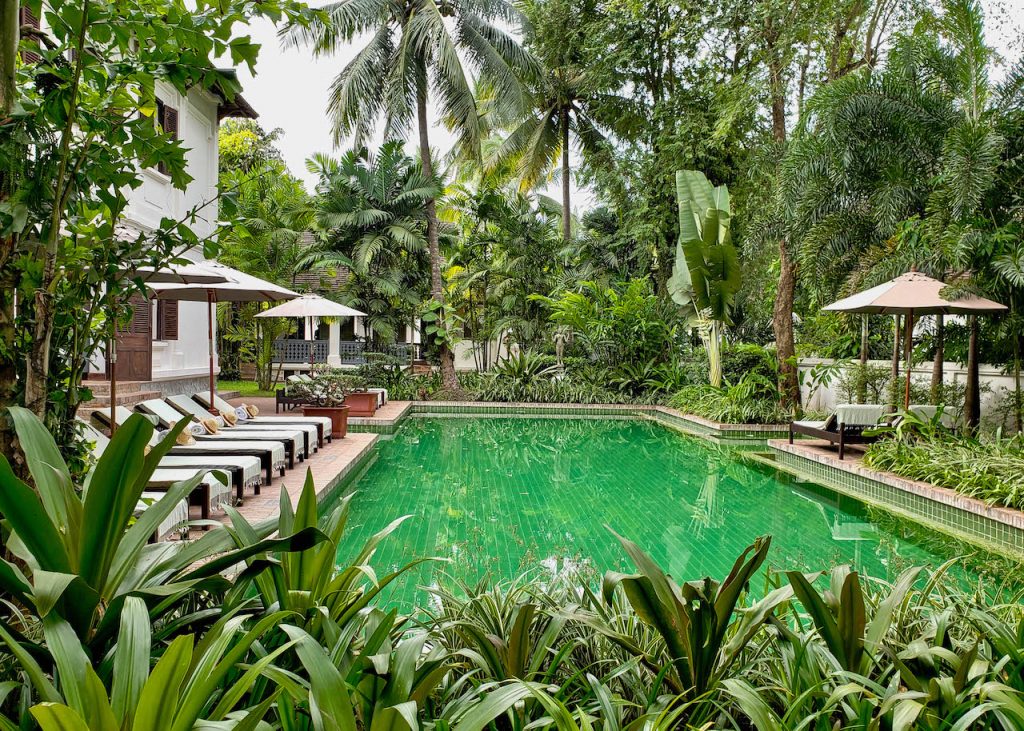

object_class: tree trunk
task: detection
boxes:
[964,315,980,432]
[890,314,901,409]
[931,314,944,403]
[0,2,15,116]
[560,107,571,241]
[1013,331,1021,434]
[417,87,458,392]
[767,43,799,411]
[0,1,20,463]
[773,237,798,410]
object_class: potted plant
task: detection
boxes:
[298,371,353,438]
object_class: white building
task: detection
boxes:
[86,77,258,395]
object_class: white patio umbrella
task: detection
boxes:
[823,270,1006,410]
[151,262,299,411]
[105,261,229,433]
[254,293,366,368]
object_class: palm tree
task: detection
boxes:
[304,142,433,344]
[283,0,535,389]
[498,0,621,241]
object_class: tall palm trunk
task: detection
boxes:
[560,107,571,241]
[890,314,901,408]
[416,87,458,391]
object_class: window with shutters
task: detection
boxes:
[19,7,41,64]
[116,296,151,335]
[156,300,179,341]
[155,98,179,176]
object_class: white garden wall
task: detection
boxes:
[798,357,1019,430]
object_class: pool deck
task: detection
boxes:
[214,396,386,525]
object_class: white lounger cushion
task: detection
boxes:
[147,468,232,509]
[137,492,189,539]
[162,440,287,472]
[139,399,302,459]
[792,419,829,430]
[197,391,333,436]
[908,404,957,429]
[834,404,886,427]
[107,406,288,473]
[158,455,262,489]
[165,396,308,456]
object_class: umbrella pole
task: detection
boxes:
[903,309,914,411]
[106,286,118,435]
[208,290,217,414]
[108,336,117,435]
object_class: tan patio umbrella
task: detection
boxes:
[254,293,366,369]
[151,262,299,412]
[106,262,229,433]
[823,270,1007,410]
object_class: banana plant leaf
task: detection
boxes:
[669,170,741,326]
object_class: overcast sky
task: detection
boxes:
[235,1,1024,204]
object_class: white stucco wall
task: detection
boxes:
[90,83,224,383]
[799,357,1019,430]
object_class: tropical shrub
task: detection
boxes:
[671,373,789,424]
[534,279,679,367]
[835,361,893,404]
[721,343,777,383]
[669,171,741,388]
[865,429,1024,510]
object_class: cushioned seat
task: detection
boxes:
[94,406,272,491]
[137,399,298,470]
[789,404,888,460]
[193,391,332,447]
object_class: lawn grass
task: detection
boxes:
[218,380,277,398]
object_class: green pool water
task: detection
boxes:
[333,416,1002,608]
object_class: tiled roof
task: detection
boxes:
[292,231,350,293]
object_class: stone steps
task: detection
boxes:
[80,389,162,409]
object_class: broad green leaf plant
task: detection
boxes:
[669,170,741,388]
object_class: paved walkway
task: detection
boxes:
[208,395,383,525]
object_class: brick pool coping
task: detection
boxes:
[769,438,1024,560]
[348,400,790,441]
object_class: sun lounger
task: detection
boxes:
[907,404,958,430]
[93,407,267,496]
[366,388,387,408]
[164,394,309,462]
[193,391,332,446]
[132,401,290,475]
[80,421,231,524]
[789,404,888,460]
[146,468,231,520]
[184,392,323,451]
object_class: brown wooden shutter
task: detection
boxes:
[157,300,179,340]
[117,295,151,335]
[156,100,178,175]
[19,7,41,63]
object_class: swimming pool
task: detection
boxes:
[334,416,1001,607]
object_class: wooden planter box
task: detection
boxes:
[343,391,378,417]
[302,405,350,439]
